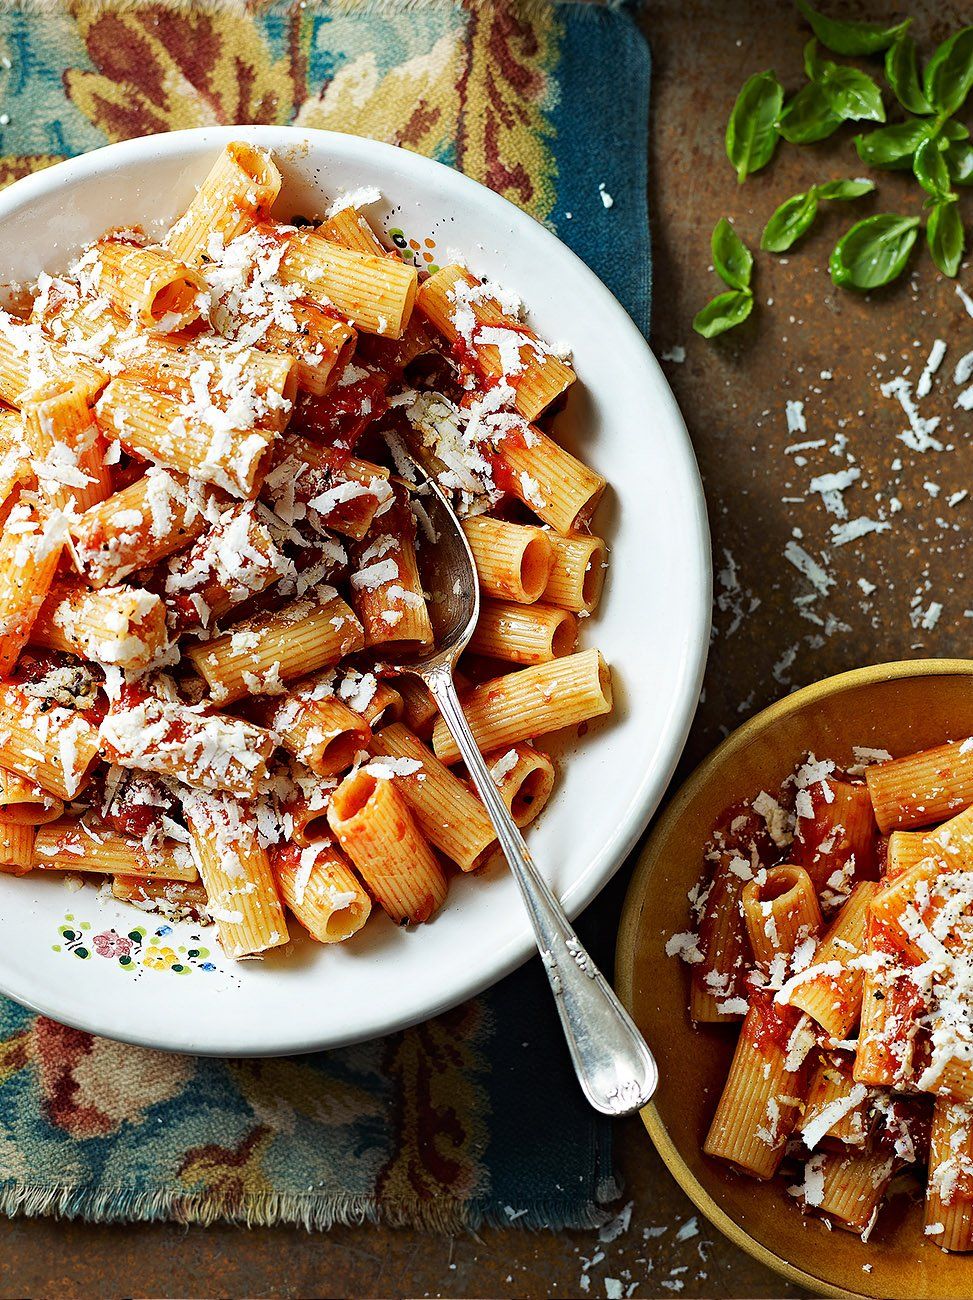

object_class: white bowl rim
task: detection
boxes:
[0,125,712,1054]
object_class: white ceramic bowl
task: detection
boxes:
[0,126,710,1054]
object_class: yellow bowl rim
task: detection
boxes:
[615,658,973,1300]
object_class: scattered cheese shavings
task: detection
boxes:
[785,399,806,434]
[830,517,890,546]
[783,541,833,596]
[916,338,946,398]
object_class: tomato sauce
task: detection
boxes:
[745,985,801,1056]
[294,375,389,452]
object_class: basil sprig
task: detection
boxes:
[699,6,973,337]
[796,0,910,58]
[779,39,885,144]
[829,213,920,289]
[693,219,755,337]
[726,70,785,183]
[761,177,875,252]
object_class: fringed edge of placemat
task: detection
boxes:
[0,1178,623,1232]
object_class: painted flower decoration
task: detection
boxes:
[143,945,179,971]
[92,931,132,960]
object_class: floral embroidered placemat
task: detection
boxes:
[0,0,649,1229]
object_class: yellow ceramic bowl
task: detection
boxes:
[616,659,973,1300]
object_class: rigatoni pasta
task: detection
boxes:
[0,142,614,966]
[431,649,612,763]
[327,768,447,925]
[460,515,553,604]
[670,737,973,1252]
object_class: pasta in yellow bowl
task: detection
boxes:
[617,659,973,1300]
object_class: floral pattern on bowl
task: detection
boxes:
[53,915,218,975]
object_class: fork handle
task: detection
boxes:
[422,663,658,1116]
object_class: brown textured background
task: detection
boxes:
[2,0,969,1295]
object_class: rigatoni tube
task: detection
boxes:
[0,682,99,800]
[369,723,497,872]
[96,377,274,499]
[165,141,282,266]
[866,740,973,832]
[327,769,447,924]
[277,228,418,338]
[0,767,63,827]
[778,882,879,1038]
[542,532,609,614]
[0,497,65,674]
[182,788,289,959]
[703,994,809,1179]
[488,743,555,828]
[468,598,578,665]
[34,818,197,881]
[416,264,575,422]
[70,468,217,588]
[431,648,612,763]
[31,580,168,672]
[100,685,274,798]
[460,516,553,604]
[185,595,364,706]
[271,839,371,944]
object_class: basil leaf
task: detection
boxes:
[944,119,971,141]
[854,118,934,169]
[798,38,885,125]
[796,0,910,57]
[927,199,965,277]
[821,63,886,122]
[923,26,973,116]
[815,177,876,200]
[885,32,932,115]
[761,179,875,254]
[778,82,844,143]
[692,289,754,338]
[711,218,753,290]
[914,135,957,201]
[947,138,973,185]
[829,213,920,290]
[804,36,828,82]
[761,191,818,252]
[725,70,785,183]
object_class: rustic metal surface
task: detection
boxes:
[1,0,967,1295]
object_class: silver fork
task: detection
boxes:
[382,459,658,1116]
